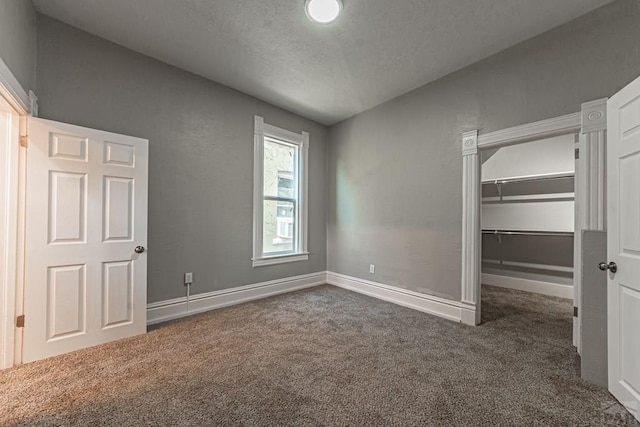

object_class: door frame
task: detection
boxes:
[460,98,608,336]
[0,57,35,369]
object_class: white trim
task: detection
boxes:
[482,273,573,300]
[461,111,592,327]
[327,272,463,323]
[263,122,304,144]
[0,68,29,368]
[461,130,481,325]
[0,58,30,115]
[0,98,20,369]
[252,115,265,266]
[579,98,607,230]
[581,98,608,134]
[252,116,309,268]
[147,271,326,325]
[252,252,310,267]
[300,131,309,253]
[148,271,467,328]
[12,118,27,366]
[478,112,582,149]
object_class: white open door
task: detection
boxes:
[23,118,148,363]
[607,76,640,421]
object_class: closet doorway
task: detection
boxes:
[480,134,576,323]
[460,100,608,344]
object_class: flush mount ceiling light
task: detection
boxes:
[305,0,343,24]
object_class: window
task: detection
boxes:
[252,116,309,267]
[275,172,294,239]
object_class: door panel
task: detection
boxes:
[104,141,135,166]
[608,75,640,421]
[619,285,640,399]
[103,176,133,241]
[619,155,640,254]
[48,171,87,244]
[102,260,133,328]
[47,264,86,340]
[24,118,148,363]
[49,133,88,161]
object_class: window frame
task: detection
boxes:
[252,116,309,267]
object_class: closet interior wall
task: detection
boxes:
[481,134,577,295]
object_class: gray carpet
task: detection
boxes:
[0,285,637,426]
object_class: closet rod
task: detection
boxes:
[481,172,574,185]
[482,230,574,237]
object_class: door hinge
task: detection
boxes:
[16,315,25,328]
[19,135,28,148]
[573,307,578,317]
[574,148,579,159]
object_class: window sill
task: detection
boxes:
[252,252,310,268]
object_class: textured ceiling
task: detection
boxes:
[33,0,614,125]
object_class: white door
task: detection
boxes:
[607,75,640,421]
[23,118,148,363]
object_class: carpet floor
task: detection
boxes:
[0,285,637,426]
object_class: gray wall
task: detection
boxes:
[0,0,37,92]
[327,0,640,301]
[36,16,328,303]
[581,230,608,387]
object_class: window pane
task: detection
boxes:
[277,173,294,199]
[263,199,295,255]
[263,138,296,198]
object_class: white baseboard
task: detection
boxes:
[460,302,479,326]
[148,271,466,327]
[482,273,573,299]
[147,271,327,325]
[326,272,462,322]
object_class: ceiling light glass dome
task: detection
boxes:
[305,0,342,24]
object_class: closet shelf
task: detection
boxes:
[481,172,574,185]
[482,192,575,204]
[482,229,574,237]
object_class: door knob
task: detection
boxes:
[134,246,145,254]
[598,261,617,274]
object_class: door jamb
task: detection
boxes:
[0,57,35,369]
[460,99,608,332]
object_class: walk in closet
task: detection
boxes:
[481,134,577,300]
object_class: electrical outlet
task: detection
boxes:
[184,272,193,285]
[369,264,375,274]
